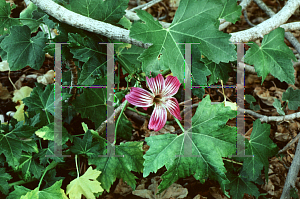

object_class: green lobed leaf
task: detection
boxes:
[244,27,297,84]
[225,173,260,199]
[19,2,42,33]
[72,88,107,128]
[35,123,70,145]
[18,153,44,180]
[0,122,38,167]
[245,94,256,104]
[66,167,103,199]
[191,45,210,86]
[201,55,232,85]
[70,130,101,158]
[239,120,278,182]
[0,25,48,71]
[0,34,8,59]
[116,113,133,140]
[143,95,237,196]
[23,84,71,123]
[42,169,65,189]
[191,87,205,99]
[68,33,107,85]
[0,167,12,195]
[116,44,143,75]
[129,0,236,83]
[0,0,21,35]
[37,141,67,165]
[19,180,68,199]
[64,0,129,25]
[282,87,300,110]
[88,138,144,192]
[219,0,242,24]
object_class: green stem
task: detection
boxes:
[73,134,86,136]
[9,179,36,188]
[114,100,128,145]
[117,65,120,92]
[173,116,185,132]
[75,155,79,178]
[222,158,243,165]
[128,107,149,117]
[282,101,287,111]
[37,161,58,190]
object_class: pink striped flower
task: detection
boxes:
[125,74,182,131]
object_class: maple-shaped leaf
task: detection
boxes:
[245,27,297,84]
[70,130,101,157]
[66,166,104,199]
[143,95,237,196]
[129,0,236,83]
[37,141,67,165]
[200,54,232,85]
[42,169,65,189]
[225,173,260,199]
[191,45,210,86]
[35,123,70,145]
[23,84,71,124]
[0,121,38,167]
[68,33,108,85]
[0,25,47,71]
[282,87,300,110]
[72,88,106,128]
[239,120,278,182]
[15,180,68,199]
[116,44,143,75]
[64,0,129,25]
[0,0,22,35]
[88,136,144,192]
[19,2,43,33]
[219,0,242,24]
[18,153,44,180]
[0,167,12,195]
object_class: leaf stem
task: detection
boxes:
[161,69,171,76]
[173,116,185,132]
[75,155,79,178]
[9,178,36,188]
[128,107,149,117]
[114,100,128,145]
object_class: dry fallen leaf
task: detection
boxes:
[0,83,11,100]
[149,125,175,136]
[12,86,33,121]
[254,87,276,106]
[132,176,188,199]
[0,60,9,71]
[37,70,54,85]
[12,86,33,103]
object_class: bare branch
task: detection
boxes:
[278,132,300,154]
[96,99,130,135]
[30,0,152,49]
[254,0,300,55]
[130,0,163,11]
[230,0,300,42]
[188,102,300,123]
[280,138,300,199]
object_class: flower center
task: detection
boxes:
[153,94,162,103]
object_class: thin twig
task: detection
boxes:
[243,9,255,27]
[187,102,300,122]
[280,135,300,199]
[130,0,163,11]
[278,132,300,154]
[96,99,130,135]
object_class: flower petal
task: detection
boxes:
[146,74,165,95]
[162,75,181,97]
[148,104,167,131]
[125,87,153,107]
[164,97,182,120]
